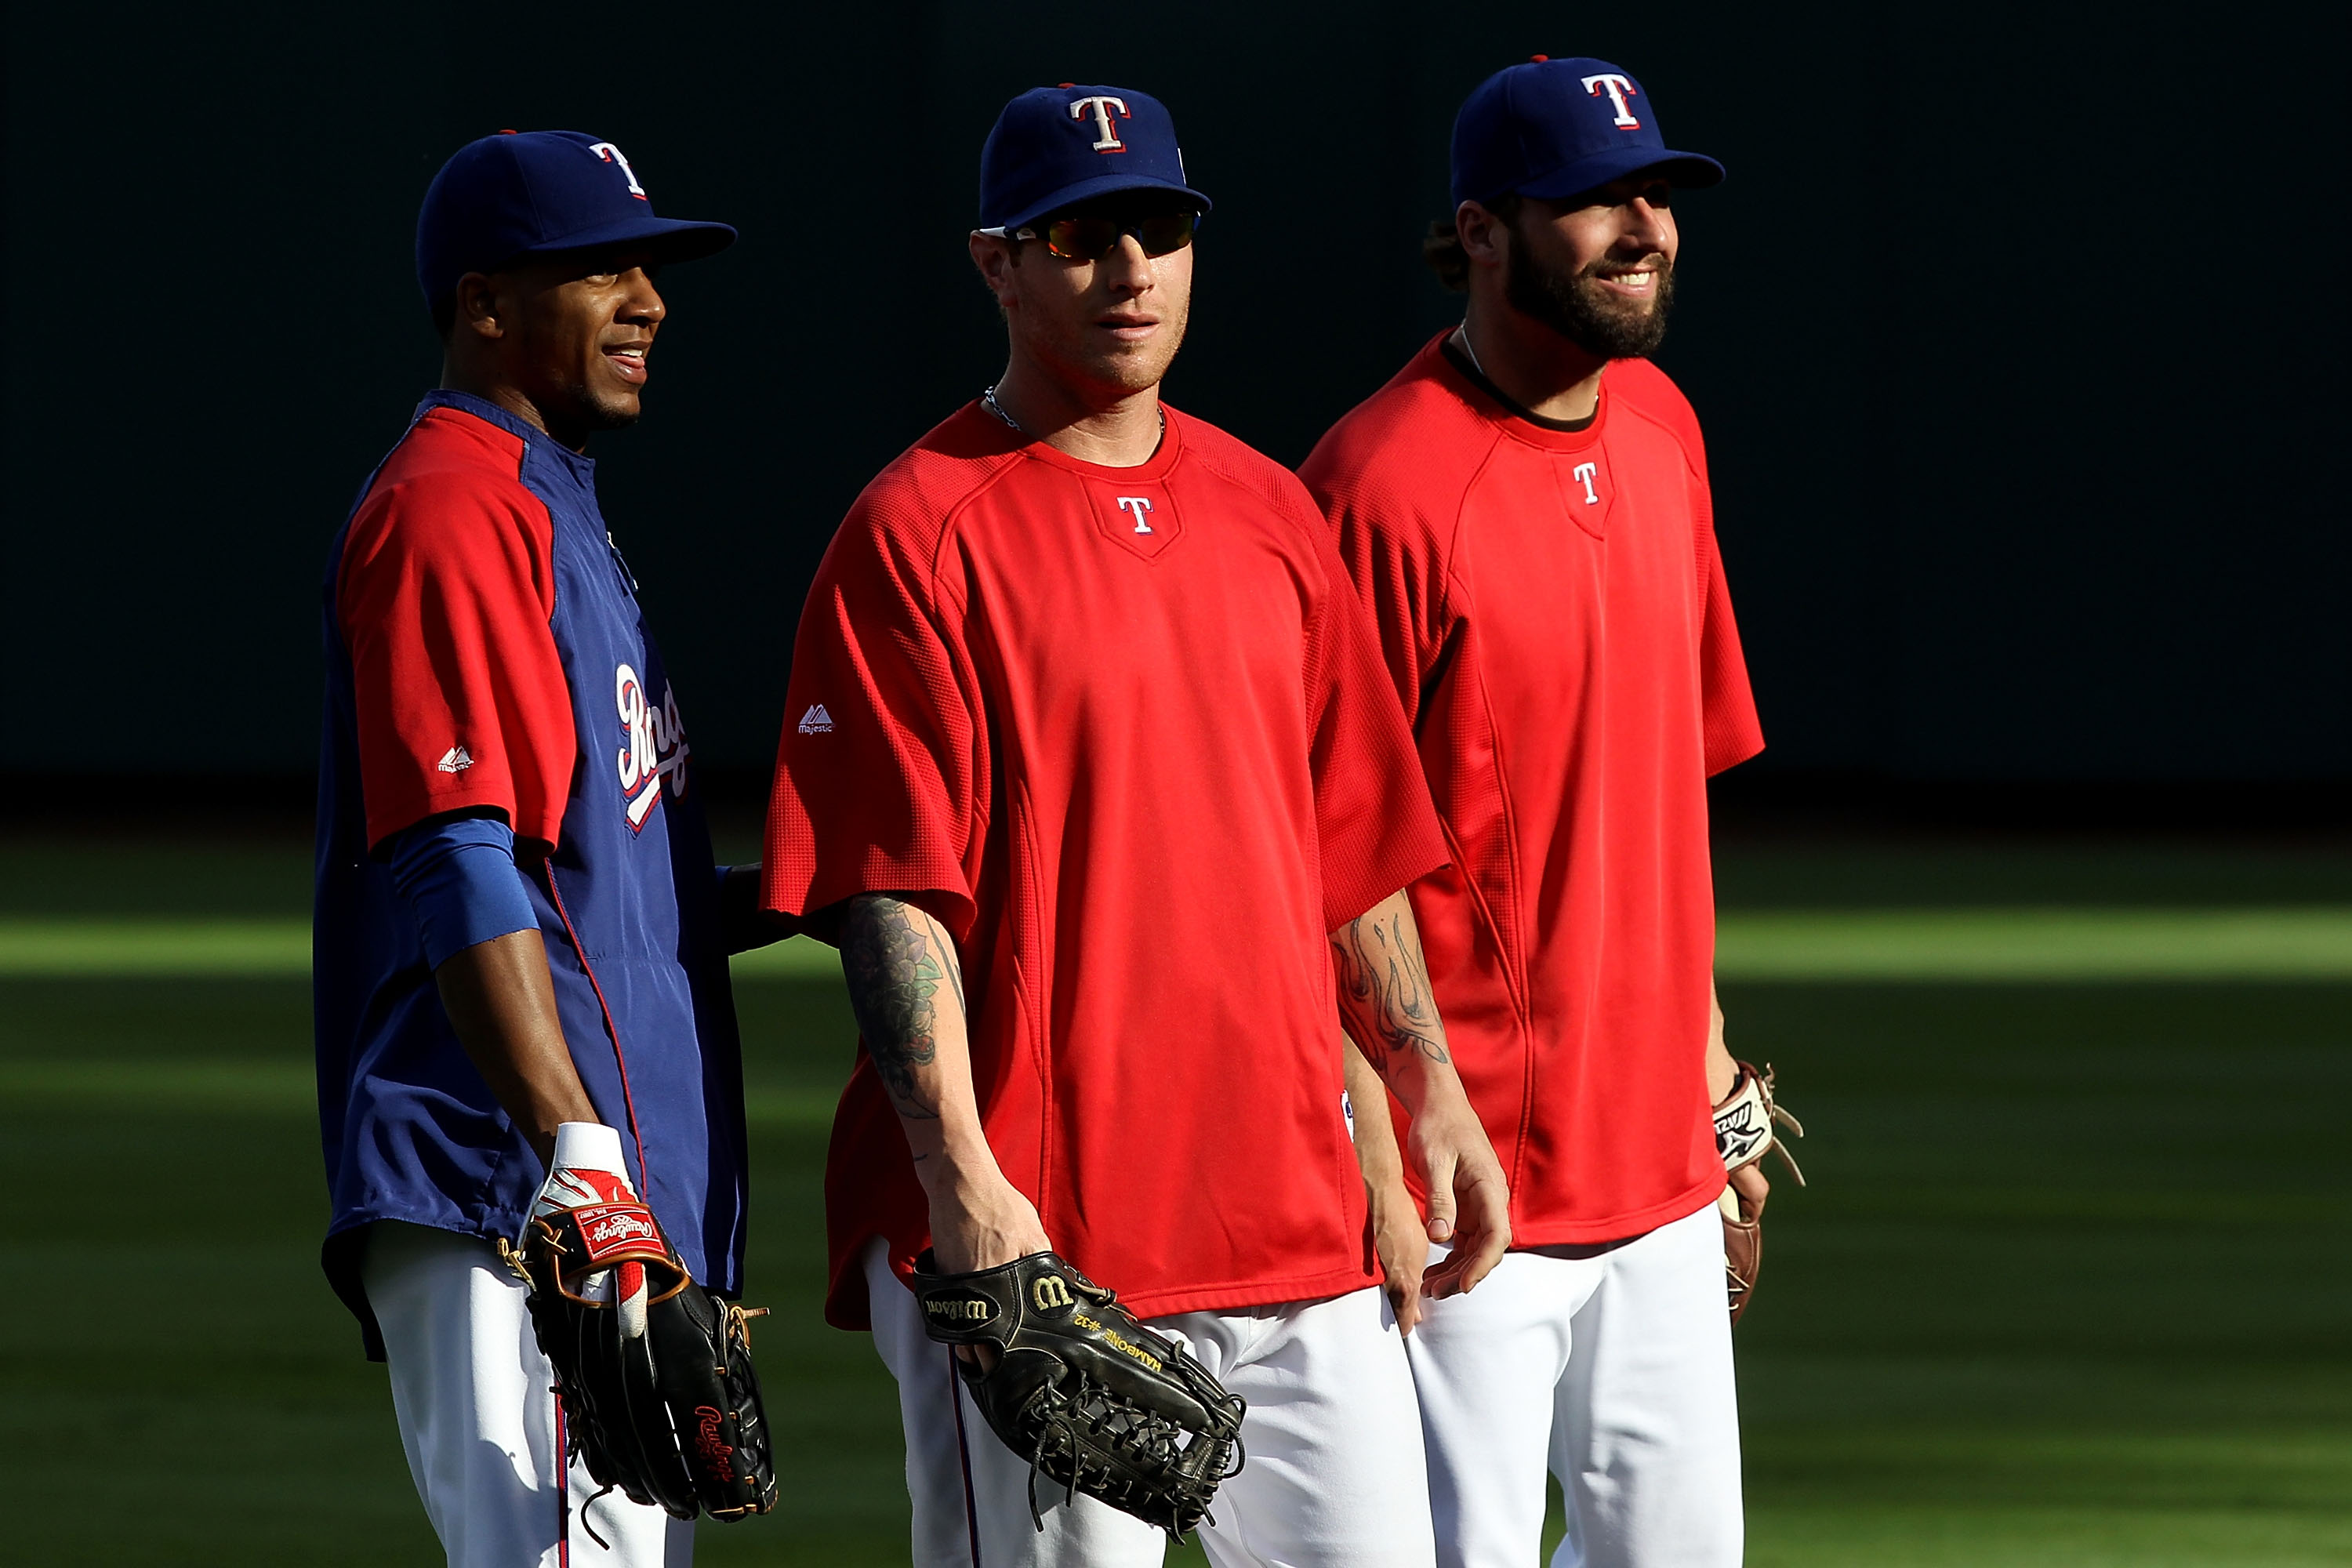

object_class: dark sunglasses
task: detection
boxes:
[977,210,1199,260]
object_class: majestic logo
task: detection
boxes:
[1116,496,1156,534]
[1070,95,1131,152]
[1572,462,1601,506]
[436,745,474,774]
[797,703,834,735]
[1031,1274,1076,1311]
[615,662,691,832]
[588,141,648,200]
[1581,73,1641,129]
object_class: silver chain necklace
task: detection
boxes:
[1450,324,1490,382]
[981,383,1027,435]
[982,383,1164,443]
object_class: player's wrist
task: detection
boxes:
[912,1128,1015,1204]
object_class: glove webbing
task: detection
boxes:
[1015,1377,1243,1535]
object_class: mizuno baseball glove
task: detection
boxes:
[507,1127,777,1528]
[913,1249,1245,1538]
[1714,1060,1806,1325]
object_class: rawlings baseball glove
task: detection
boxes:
[1714,1061,1806,1325]
[507,1129,776,1528]
[913,1249,1245,1537]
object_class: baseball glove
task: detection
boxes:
[508,1184,778,1528]
[1714,1060,1806,1325]
[913,1249,1245,1538]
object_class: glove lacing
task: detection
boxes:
[1018,1378,1243,1536]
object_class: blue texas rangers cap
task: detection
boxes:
[978,85,1214,233]
[416,130,737,307]
[1451,56,1725,209]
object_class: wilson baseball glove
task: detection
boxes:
[1714,1060,1806,1325]
[913,1249,1245,1538]
[508,1163,777,1529]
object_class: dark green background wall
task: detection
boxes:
[8,3,2345,778]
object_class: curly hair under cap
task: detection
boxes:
[1422,194,1523,292]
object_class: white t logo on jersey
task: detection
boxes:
[1070,95,1131,152]
[1116,496,1156,534]
[1581,74,1641,129]
[1572,462,1600,505]
[588,141,648,199]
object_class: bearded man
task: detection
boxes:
[1299,56,1786,1568]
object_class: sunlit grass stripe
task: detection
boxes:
[0,1058,839,1127]
[1713,908,2352,980]
[0,920,843,978]
[10,911,2352,982]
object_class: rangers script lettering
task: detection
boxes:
[615,661,691,829]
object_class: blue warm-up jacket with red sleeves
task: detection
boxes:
[314,390,746,1358]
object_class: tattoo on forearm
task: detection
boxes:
[1332,910,1450,1071]
[840,896,953,1120]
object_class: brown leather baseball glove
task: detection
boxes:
[1714,1060,1806,1324]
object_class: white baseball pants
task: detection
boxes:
[363,1221,696,1568]
[865,1239,1439,1567]
[1405,1199,1742,1568]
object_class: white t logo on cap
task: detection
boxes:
[1070,95,1131,153]
[588,141,648,199]
[1581,73,1641,129]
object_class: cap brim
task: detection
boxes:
[996,174,1214,235]
[513,212,739,268]
[1512,147,1725,203]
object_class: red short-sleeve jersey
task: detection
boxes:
[764,404,1448,1327]
[1300,335,1765,1245]
[336,407,576,852]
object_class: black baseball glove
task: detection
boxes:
[913,1249,1244,1538]
[510,1184,778,1528]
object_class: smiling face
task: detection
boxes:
[975,197,1196,401]
[1496,172,1680,359]
[448,247,667,446]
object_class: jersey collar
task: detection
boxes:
[1425,330,1611,455]
[415,389,599,488]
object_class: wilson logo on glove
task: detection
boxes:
[924,1293,999,1326]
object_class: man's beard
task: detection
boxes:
[559,378,644,433]
[1505,243,1675,360]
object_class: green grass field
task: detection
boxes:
[3,836,2347,1564]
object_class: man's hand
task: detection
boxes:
[925,1164,1052,1276]
[1706,978,1769,1218]
[1366,1173,1430,1332]
[1404,1089,1511,1298]
[1332,889,1512,1301]
[1345,1035,1431,1332]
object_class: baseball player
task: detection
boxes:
[761,84,1512,1567]
[314,130,774,1566]
[1299,59,1779,1567]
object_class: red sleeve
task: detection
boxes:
[1300,524,1450,930]
[1314,474,1450,731]
[762,505,982,938]
[336,471,575,853]
[1687,454,1766,777]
